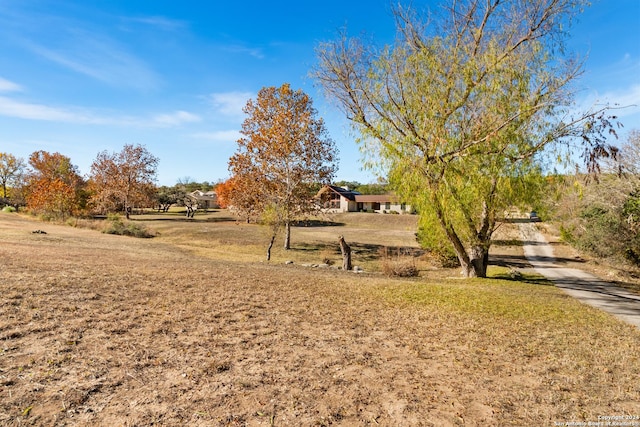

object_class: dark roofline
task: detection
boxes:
[319,185,361,201]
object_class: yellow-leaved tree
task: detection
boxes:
[314,0,621,277]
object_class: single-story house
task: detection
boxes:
[188,190,219,209]
[316,185,412,214]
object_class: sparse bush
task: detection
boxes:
[559,224,574,243]
[102,214,154,238]
[380,247,419,277]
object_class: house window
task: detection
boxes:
[385,202,391,210]
[372,202,381,211]
[329,192,341,209]
[401,203,406,211]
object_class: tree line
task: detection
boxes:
[2,0,633,277]
[0,144,163,220]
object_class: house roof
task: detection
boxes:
[317,185,361,201]
[189,190,217,200]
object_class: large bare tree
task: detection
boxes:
[313,0,620,277]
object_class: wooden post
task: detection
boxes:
[338,235,352,271]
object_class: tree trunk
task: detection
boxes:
[266,233,276,261]
[460,244,489,278]
[432,191,493,278]
[283,221,291,250]
[338,235,352,271]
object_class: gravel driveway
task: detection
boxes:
[519,222,640,328]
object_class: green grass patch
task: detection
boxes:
[371,273,615,327]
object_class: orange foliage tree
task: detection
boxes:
[89,144,158,219]
[214,179,233,209]
[215,176,261,222]
[228,83,338,259]
[25,151,85,219]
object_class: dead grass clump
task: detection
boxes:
[102,214,154,238]
[320,246,339,266]
[380,247,419,277]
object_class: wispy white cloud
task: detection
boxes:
[23,30,161,91]
[0,95,203,129]
[580,84,640,119]
[0,96,98,123]
[209,91,253,118]
[223,44,265,59]
[122,15,187,31]
[0,77,22,93]
[152,110,201,126]
[190,130,240,143]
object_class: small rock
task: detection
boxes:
[31,230,47,234]
[509,268,522,279]
[285,260,294,265]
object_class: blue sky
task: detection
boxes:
[0,0,638,186]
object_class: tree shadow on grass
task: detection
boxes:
[292,219,345,227]
[492,239,524,246]
[489,270,556,286]
[131,213,238,223]
[292,241,424,262]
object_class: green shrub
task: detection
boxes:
[558,224,574,243]
[415,225,460,268]
[102,214,154,238]
[2,206,16,213]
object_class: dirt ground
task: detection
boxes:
[1,213,639,426]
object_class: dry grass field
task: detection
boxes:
[1,210,639,426]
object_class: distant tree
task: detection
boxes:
[216,176,261,223]
[554,130,640,263]
[89,144,159,219]
[617,130,640,174]
[333,180,361,191]
[176,177,212,193]
[155,185,183,212]
[214,179,234,209]
[25,151,85,219]
[356,183,389,195]
[0,153,26,201]
[314,0,620,277]
[229,83,338,259]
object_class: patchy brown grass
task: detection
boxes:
[1,211,639,426]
